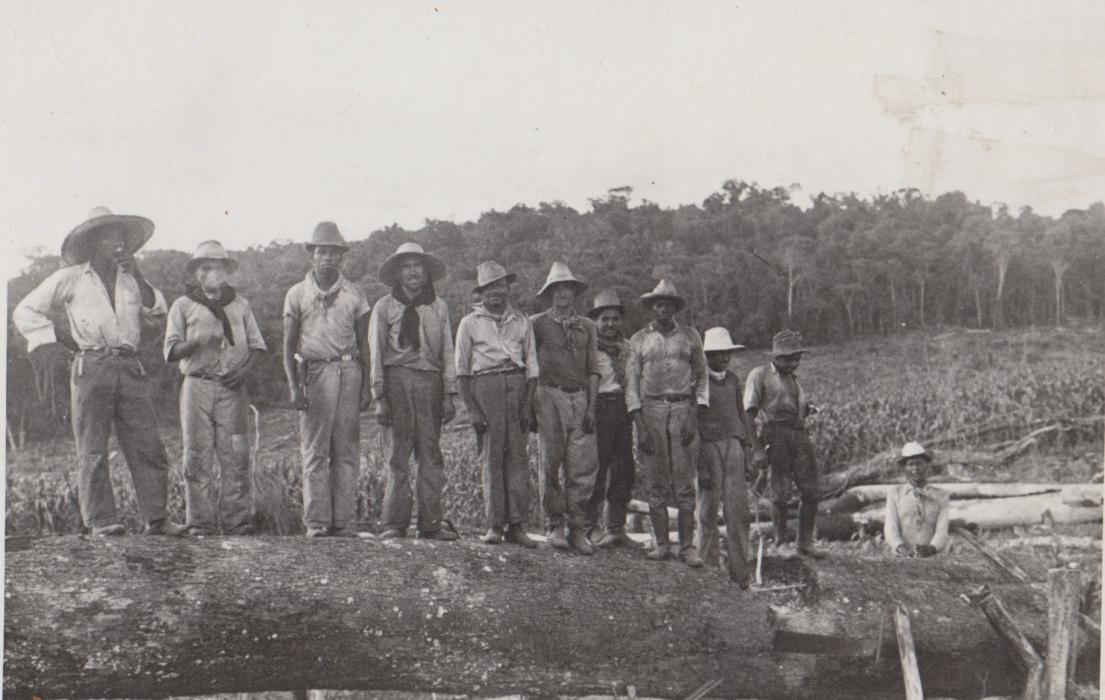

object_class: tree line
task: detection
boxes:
[7,181,1104,442]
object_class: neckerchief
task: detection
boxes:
[597,332,626,386]
[550,308,584,354]
[391,282,435,351]
[708,367,728,383]
[311,272,342,311]
[907,483,929,521]
[186,284,237,346]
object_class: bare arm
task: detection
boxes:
[282,315,304,407]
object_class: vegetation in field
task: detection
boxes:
[7,327,1101,537]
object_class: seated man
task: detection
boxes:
[884,442,949,557]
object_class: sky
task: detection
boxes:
[2,1,1104,280]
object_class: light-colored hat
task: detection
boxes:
[186,240,239,273]
[473,260,516,292]
[61,206,155,265]
[897,441,932,464]
[305,221,348,252]
[586,289,625,319]
[770,330,810,356]
[378,242,446,287]
[639,279,687,312]
[537,261,587,299]
[703,327,746,353]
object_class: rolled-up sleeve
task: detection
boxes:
[883,490,904,551]
[743,367,763,412]
[13,267,75,352]
[624,335,642,413]
[689,328,709,407]
[163,298,188,362]
[243,300,267,352]
[440,305,458,394]
[367,301,388,400]
[930,494,951,552]
[522,318,539,380]
[454,316,474,378]
[139,285,168,326]
[283,287,301,321]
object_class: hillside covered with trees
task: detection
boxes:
[7,181,1105,442]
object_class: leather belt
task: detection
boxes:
[79,347,135,357]
[766,418,804,429]
[540,381,584,393]
[646,393,693,403]
[476,364,525,377]
[315,354,355,362]
[598,391,625,400]
[186,372,222,382]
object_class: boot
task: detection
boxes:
[594,529,632,548]
[796,499,826,559]
[677,510,704,568]
[547,524,570,550]
[144,519,188,537]
[479,526,503,544]
[770,502,791,545]
[91,523,126,537]
[505,523,538,548]
[645,509,672,561]
[569,528,594,555]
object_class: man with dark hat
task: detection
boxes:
[369,242,459,541]
[164,240,267,535]
[13,206,185,536]
[583,289,636,548]
[454,261,539,547]
[282,222,372,538]
[884,442,949,557]
[625,279,708,567]
[743,330,824,558]
[530,262,601,555]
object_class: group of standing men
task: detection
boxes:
[14,208,835,587]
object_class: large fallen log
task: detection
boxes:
[5,536,1097,699]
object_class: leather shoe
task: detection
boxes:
[144,519,188,537]
[505,524,537,548]
[547,526,570,549]
[646,543,672,561]
[479,526,503,544]
[569,529,594,555]
[379,528,405,539]
[797,543,827,559]
[680,546,705,568]
[305,528,328,538]
[418,528,460,542]
[91,523,126,537]
[594,531,632,548]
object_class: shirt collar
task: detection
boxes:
[647,320,682,336]
[770,362,797,379]
[474,303,518,323]
[305,270,349,295]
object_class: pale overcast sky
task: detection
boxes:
[2,1,1103,279]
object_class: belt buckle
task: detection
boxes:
[341,354,353,362]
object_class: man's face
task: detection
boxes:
[550,284,576,311]
[399,256,426,293]
[706,351,731,372]
[904,458,929,487]
[774,353,802,374]
[195,261,229,293]
[481,278,509,310]
[595,308,622,340]
[92,228,128,264]
[650,298,676,322]
[311,245,343,275]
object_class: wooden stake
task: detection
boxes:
[967,585,1044,700]
[893,605,924,700]
[755,535,764,586]
[1045,567,1082,700]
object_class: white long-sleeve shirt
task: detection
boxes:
[13,262,167,352]
[884,484,951,553]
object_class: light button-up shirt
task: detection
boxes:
[368,293,458,400]
[454,304,539,379]
[743,362,809,424]
[163,294,268,375]
[883,484,950,552]
[624,321,709,413]
[283,272,371,361]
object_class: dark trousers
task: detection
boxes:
[584,392,635,533]
[761,422,819,545]
[473,372,530,528]
[381,366,446,534]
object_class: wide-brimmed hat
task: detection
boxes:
[378,242,447,287]
[769,330,810,356]
[61,206,155,265]
[305,221,348,252]
[537,261,587,299]
[473,260,516,293]
[703,327,746,353]
[639,279,687,312]
[586,289,625,319]
[897,441,933,465]
[186,240,239,274]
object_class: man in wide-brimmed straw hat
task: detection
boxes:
[696,327,759,586]
[13,206,185,536]
[282,222,372,538]
[454,261,539,547]
[582,289,637,548]
[164,240,268,536]
[368,242,459,541]
[625,279,709,567]
[884,442,949,557]
[743,329,824,558]
[529,262,601,555]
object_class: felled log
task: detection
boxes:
[966,585,1044,700]
[1046,568,1082,700]
[893,605,924,700]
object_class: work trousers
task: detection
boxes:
[299,359,361,531]
[473,372,530,528]
[535,384,599,531]
[584,392,635,534]
[697,437,751,583]
[70,352,170,528]
[762,422,820,545]
[180,376,252,533]
[638,398,698,513]
[381,366,446,534]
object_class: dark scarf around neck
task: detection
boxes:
[392,282,436,351]
[186,284,237,346]
[597,332,623,358]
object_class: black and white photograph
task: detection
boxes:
[3,2,1103,698]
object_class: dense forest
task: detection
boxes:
[7,181,1105,441]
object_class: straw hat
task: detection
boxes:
[586,289,625,319]
[703,327,746,353]
[897,441,932,465]
[305,221,348,252]
[378,242,446,287]
[769,330,810,356]
[537,262,587,299]
[639,279,687,312]
[61,206,155,265]
[473,260,516,292]
[186,240,239,274]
